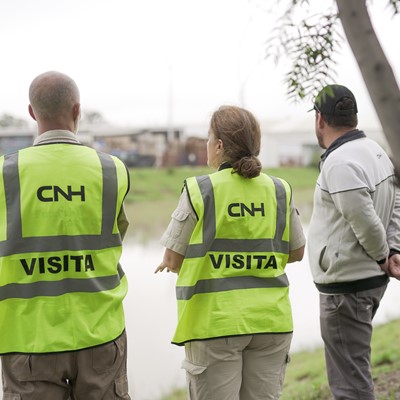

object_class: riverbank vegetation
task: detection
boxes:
[125,166,319,240]
[159,319,400,400]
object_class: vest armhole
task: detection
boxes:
[184,179,199,221]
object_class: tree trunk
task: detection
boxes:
[336,0,400,171]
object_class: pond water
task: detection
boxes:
[1,238,400,400]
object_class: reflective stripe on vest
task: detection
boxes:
[178,174,289,301]
[0,145,128,354]
[185,174,289,258]
[176,273,289,301]
[0,150,124,301]
[1,151,120,256]
[0,264,125,301]
[172,171,293,344]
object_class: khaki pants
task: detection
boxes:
[182,333,292,400]
[1,331,130,400]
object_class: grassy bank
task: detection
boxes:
[125,166,319,240]
[126,166,318,204]
[159,319,400,400]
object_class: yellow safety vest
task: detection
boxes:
[0,143,129,354]
[173,168,292,345]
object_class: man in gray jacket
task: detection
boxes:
[308,84,400,400]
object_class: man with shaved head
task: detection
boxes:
[29,71,81,130]
[0,71,131,399]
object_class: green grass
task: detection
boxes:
[158,319,400,400]
[125,167,212,241]
[126,166,319,204]
[126,166,213,203]
[283,318,400,400]
[125,166,319,240]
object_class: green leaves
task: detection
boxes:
[265,0,400,101]
[388,0,400,15]
[265,1,341,102]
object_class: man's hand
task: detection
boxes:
[389,254,400,280]
[378,258,390,275]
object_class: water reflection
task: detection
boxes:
[1,238,400,400]
[123,239,185,399]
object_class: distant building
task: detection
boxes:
[0,119,389,169]
[258,117,389,168]
[0,128,35,155]
[0,125,191,168]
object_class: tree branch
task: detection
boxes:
[336,0,400,169]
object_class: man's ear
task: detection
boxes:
[73,103,81,121]
[28,104,37,121]
[316,113,325,129]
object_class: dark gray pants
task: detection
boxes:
[1,331,130,400]
[319,285,387,400]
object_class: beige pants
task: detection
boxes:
[182,333,292,400]
[1,331,130,400]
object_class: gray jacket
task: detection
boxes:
[308,130,400,291]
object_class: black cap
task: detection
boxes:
[310,84,358,115]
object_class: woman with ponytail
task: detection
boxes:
[156,105,306,400]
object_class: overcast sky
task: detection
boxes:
[0,0,399,132]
